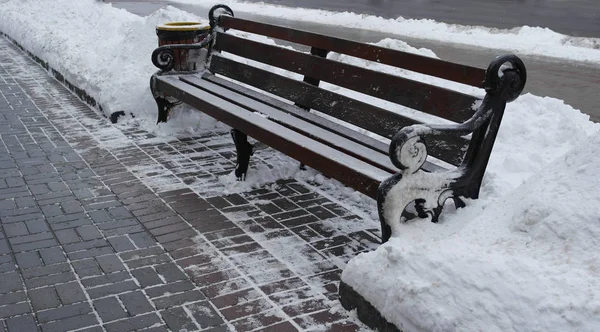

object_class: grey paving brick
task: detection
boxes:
[9,232,53,245]
[29,287,61,311]
[145,280,195,299]
[160,306,196,332]
[152,290,206,310]
[15,251,42,269]
[54,229,79,245]
[25,271,76,289]
[120,291,154,316]
[75,226,102,241]
[60,201,83,214]
[12,238,57,252]
[0,291,26,306]
[81,271,130,288]
[101,225,145,238]
[72,259,102,278]
[0,200,17,211]
[21,262,70,279]
[95,255,125,274]
[67,246,113,261]
[55,282,87,305]
[131,267,163,288]
[36,302,92,323]
[155,263,186,283]
[107,236,135,252]
[86,280,138,299]
[25,220,49,234]
[40,205,63,217]
[104,313,161,332]
[107,207,132,220]
[63,239,109,253]
[0,240,9,255]
[0,302,30,318]
[0,272,22,294]
[119,247,163,261]
[39,313,97,332]
[187,301,223,329]
[93,297,127,322]
[86,210,112,223]
[3,223,27,237]
[5,314,37,332]
[39,247,66,265]
[15,197,36,209]
[96,218,138,231]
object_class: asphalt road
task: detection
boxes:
[111,0,600,121]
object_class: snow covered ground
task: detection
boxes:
[1,0,599,331]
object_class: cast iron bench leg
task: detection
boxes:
[231,129,253,180]
[155,96,171,124]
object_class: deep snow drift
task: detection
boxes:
[343,131,600,332]
[1,0,599,331]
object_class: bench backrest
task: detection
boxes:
[208,15,487,167]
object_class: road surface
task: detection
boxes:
[111,0,600,121]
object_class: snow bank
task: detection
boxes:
[0,0,203,129]
[171,0,600,63]
[343,130,600,331]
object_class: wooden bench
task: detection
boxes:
[150,4,527,243]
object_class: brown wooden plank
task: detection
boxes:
[209,55,468,166]
[154,75,390,198]
[220,15,486,87]
[201,73,448,173]
[181,75,399,173]
[214,32,479,124]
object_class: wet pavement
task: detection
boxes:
[0,36,377,331]
[111,0,600,122]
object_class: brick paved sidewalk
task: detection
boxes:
[0,36,379,332]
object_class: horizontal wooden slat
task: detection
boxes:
[155,75,390,198]
[214,33,479,124]
[201,73,448,173]
[219,16,486,87]
[209,55,468,166]
[181,75,398,173]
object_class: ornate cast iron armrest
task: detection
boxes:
[377,55,526,243]
[151,35,214,72]
[389,54,527,175]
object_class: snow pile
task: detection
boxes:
[0,0,205,131]
[171,0,600,63]
[343,130,600,332]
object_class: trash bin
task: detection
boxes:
[156,22,210,71]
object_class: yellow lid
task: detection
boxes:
[156,22,210,31]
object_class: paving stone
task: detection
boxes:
[0,291,26,306]
[25,220,50,234]
[86,280,138,299]
[64,239,109,253]
[24,271,76,289]
[55,282,87,305]
[67,246,113,261]
[72,259,102,278]
[95,255,125,273]
[93,297,127,322]
[9,232,54,245]
[131,267,163,288]
[160,306,196,332]
[15,251,42,269]
[3,222,27,237]
[39,313,97,332]
[107,236,136,252]
[154,263,186,283]
[187,301,224,329]
[128,232,156,248]
[0,302,30,319]
[5,314,37,332]
[145,280,195,299]
[152,290,206,310]
[0,272,22,294]
[119,291,154,316]
[29,287,61,311]
[39,247,67,265]
[55,229,80,244]
[103,313,161,332]
[12,238,58,252]
[81,270,130,288]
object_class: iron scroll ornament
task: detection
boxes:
[378,55,526,243]
[151,36,214,72]
[389,55,527,174]
[209,4,234,30]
